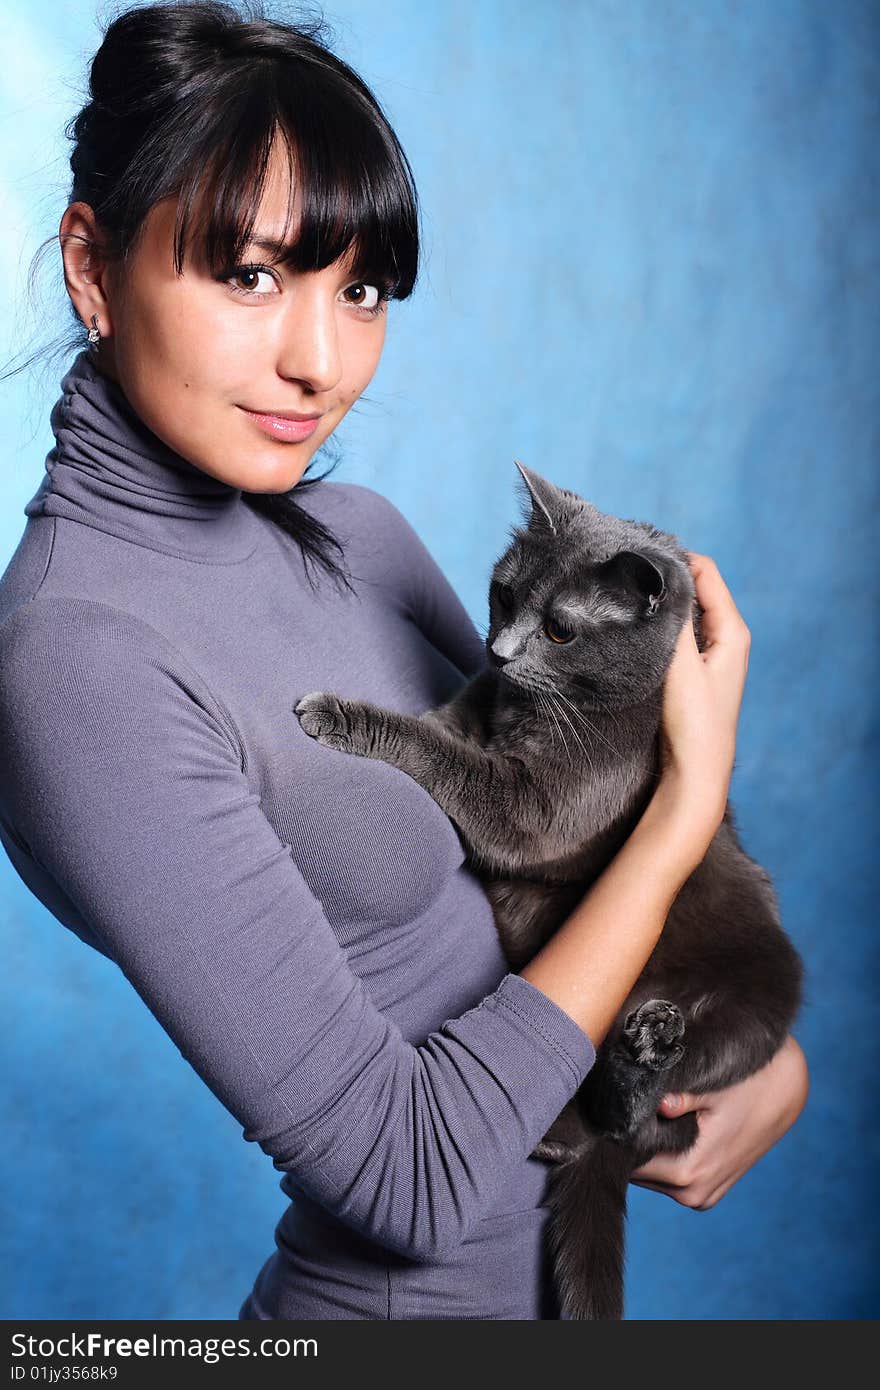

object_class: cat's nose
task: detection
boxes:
[488,649,512,669]
[490,631,519,664]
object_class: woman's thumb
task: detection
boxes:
[658,1091,700,1117]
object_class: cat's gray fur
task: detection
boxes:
[294,462,803,1320]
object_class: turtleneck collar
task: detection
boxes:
[25,349,261,564]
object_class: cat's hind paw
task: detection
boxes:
[294,692,355,752]
[622,999,685,1071]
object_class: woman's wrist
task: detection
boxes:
[519,774,716,1043]
[637,770,725,881]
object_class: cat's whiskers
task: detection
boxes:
[520,679,577,768]
[552,687,624,761]
[528,686,545,743]
[538,688,573,766]
[584,689,626,736]
[534,690,558,757]
[546,688,591,773]
[549,684,606,744]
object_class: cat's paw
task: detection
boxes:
[294,692,355,752]
[622,999,685,1071]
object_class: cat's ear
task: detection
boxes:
[513,460,579,535]
[601,551,667,616]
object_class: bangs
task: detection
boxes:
[166,59,419,299]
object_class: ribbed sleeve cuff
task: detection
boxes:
[491,972,596,1085]
[436,969,596,1144]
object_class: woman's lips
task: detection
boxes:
[239,407,321,442]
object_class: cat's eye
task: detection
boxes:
[494,582,515,610]
[543,619,575,645]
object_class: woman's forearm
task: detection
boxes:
[519,774,712,1048]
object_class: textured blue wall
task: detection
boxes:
[1,0,877,1320]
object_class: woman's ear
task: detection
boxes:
[59,201,115,341]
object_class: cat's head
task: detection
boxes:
[486,461,697,710]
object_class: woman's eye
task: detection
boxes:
[342,282,381,312]
[223,266,386,315]
[543,618,575,645]
[226,265,279,298]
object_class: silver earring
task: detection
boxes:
[87,314,101,350]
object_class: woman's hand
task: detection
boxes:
[653,552,752,869]
[630,1035,809,1209]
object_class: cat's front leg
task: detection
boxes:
[294,691,390,757]
[294,690,550,872]
[422,668,495,742]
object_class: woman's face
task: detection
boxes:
[64,140,388,493]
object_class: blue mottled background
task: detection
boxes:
[1,0,877,1320]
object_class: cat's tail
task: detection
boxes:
[544,1138,634,1320]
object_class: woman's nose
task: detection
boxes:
[276,284,343,395]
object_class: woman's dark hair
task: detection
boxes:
[4,0,421,593]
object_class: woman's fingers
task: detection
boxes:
[657,1091,700,1116]
[686,551,751,657]
[686,552,751,727]
[655,551,752,842]
[659,621,704,746]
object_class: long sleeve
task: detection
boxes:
[0,595,594,1263]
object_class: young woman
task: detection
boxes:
[0,2,807,1320]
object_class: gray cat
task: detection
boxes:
[294,462,803,1320]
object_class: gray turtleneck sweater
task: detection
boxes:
[0,351,595,1320]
